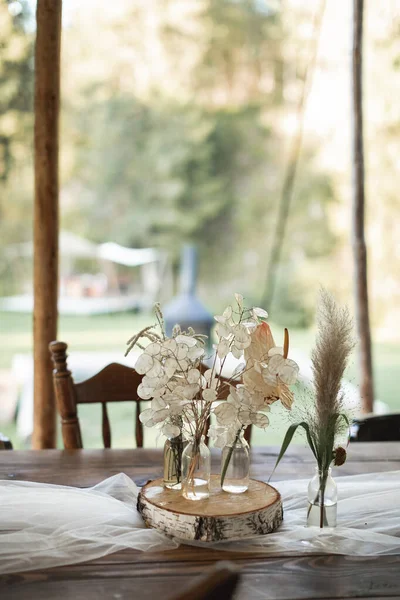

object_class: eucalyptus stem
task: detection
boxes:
[319,480,326,528]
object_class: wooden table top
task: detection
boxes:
[1,443,400,600]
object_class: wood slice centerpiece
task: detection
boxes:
[137,475,283,542]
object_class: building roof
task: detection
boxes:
[6,231,161,266]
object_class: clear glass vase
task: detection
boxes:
[182,435,211,501]
[163,433,185,490]
[307,466,337,528]
[221,430,250,494]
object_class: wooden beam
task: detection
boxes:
[33,0,62,448]
[351,0,374,414]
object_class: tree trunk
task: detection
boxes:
[352,0,374,414]
[261,0,326,309]
[138,476,283,542]
[33,0,62,448]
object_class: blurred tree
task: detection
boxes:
[60,1,283,257]
[58,0,337,318]
[0,0,33,182]
[64,95,269,263]
[0,0,34,293]
[183,0,284,106]
[362,3,400,334]
[0,0,338,320]
[260,0,327,310]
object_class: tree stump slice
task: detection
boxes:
[137,475,283,542]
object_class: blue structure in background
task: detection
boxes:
[164,245,214,345]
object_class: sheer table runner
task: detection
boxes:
[0,471,399,574]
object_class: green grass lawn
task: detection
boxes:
[1,311,399,449]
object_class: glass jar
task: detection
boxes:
[221,430,250,494]
[307,466,337,528]
[163,433,185,490]
[182,435,211,501]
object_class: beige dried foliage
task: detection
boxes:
[244,322,294,409]
[311,289,354,432]
[272,290,354,528]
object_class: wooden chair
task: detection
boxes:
[172,561,240,600]
[0,433,13,450]
[350,413,400,442]
[49,341,145,449]
[49,341,251,449]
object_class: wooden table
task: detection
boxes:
[1,443,399,600]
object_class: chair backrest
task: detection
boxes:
[350,413,400,442]
[49,341,144,449]
[0,433,13,450]
[49,341,251,449]
[172,561,240,600]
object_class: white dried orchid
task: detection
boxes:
[210,302,299,486]
[125,304,208,440]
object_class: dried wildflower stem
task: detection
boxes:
[272,290,354,528]
[125,325,157,356]
[283,328,289,359]
[311,290,354,526]
[184,435,203,496]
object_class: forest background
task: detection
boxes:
[1,0,399,445]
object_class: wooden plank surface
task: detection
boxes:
[0,443,399,487]
[3,554,400,600]
[1,444,400,600]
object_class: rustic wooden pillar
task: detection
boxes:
[33,0,62,448]
[352,0,374,414]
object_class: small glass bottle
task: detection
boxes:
[163,433,184,490]
[182,435,210,501]
[307,466,337,528]
[221,430,250,494]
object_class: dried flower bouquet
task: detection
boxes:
[126,294,299,498]
[271,289,354,527]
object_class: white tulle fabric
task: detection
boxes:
[1,471,399,574]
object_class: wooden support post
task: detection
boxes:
[352,0,374,414]
[33,0,62,448]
